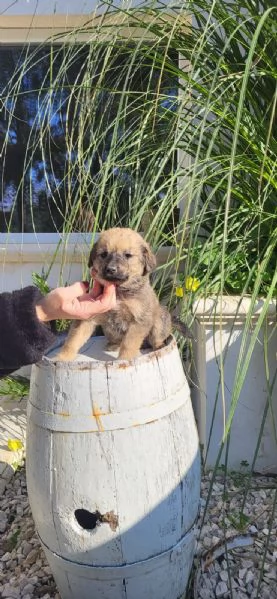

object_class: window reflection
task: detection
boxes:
[0,44,178,233]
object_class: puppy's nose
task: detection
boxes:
[105,263,117,275]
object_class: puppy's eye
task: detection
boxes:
[99,251,108,259]
[124,252,133,259]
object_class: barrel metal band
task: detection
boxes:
[39,523,197,575]
[27,385,189,432]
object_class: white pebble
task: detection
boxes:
[21,542,33,557]
[264,567,277,580]
[2,583,20,598]
[22,583,35,596]
[1,553,12,563]
[200,589,212,599]
[249,525,258,534]
[219,570,228,582]
[215,581,228,597]
[241,559,254,569]
[245,570,255,584]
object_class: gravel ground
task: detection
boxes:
[0,464,277,599]
[191,471,277,599]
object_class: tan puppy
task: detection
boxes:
[56,228,172,361]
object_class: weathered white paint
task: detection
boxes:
[42,527,196,599]
[26,336,200,599]
[191,296,277,473]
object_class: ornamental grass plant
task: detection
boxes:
[0,1,276,595]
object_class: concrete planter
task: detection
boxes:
[191,296,277,473]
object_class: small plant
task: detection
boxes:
[8,528,21,549]
[11,459,24,472]
[3,529,21,553]
[230,461,251,489]
[0,376,30,400]
[32,272,51,295]
[228,511,251,533]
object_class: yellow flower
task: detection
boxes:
[7,439,23,452]
[175,286,184,298]
[185,276,201,292]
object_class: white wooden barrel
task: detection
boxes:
[26,336,200,599]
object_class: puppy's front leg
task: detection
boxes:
[118,324,149,361]
[56,319,96,362]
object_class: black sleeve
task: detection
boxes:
[0,286,57,377]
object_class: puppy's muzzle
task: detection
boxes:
[103,262,128,283]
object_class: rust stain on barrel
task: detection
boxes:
[92,403,105,432]
[100,510,119,532]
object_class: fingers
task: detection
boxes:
[79,281,116,303]
[100,283,117,308]
[59,281,90,300]
[66,281,116,320]
[65,280,114,301]
[37,281,117,322]
[89,280,102,299]
[81,282,116,308]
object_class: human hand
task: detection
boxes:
[35,281,116,322]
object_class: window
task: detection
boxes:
[0,42,178,234]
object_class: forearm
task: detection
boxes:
[0,286,56,376]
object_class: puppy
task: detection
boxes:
[56,227,172,361]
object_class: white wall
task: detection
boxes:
[1,0,160,16]
[0,234,92,292]
[1,0,93,15]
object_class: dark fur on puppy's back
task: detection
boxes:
[56,228,172,362]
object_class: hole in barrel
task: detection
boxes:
[74,508,101,530]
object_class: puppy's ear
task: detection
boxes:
[141,241,156,274]
[88,241,98,268]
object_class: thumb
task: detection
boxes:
[62,281,89,299]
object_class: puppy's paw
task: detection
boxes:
[118,348,141,361]
[106,342,120,351]
[150,339,166,350]
[55,349,77,362]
